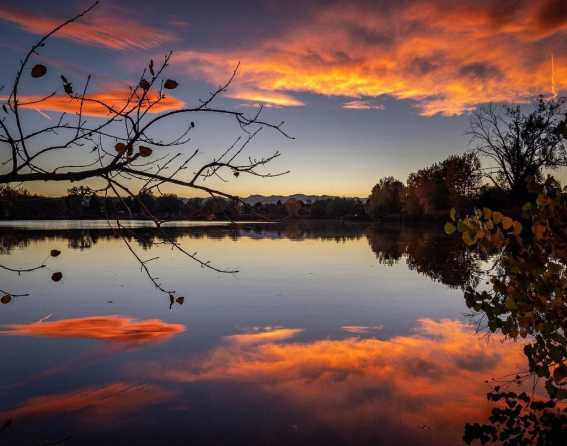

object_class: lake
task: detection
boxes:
[0,221,525,445]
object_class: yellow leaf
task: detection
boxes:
[513,221,522,236]
[462,231,476,246]
[483,208,492,219]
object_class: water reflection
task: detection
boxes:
[0,223,537,445]
[0,321,525,446]
[366,225,483,289]
[1,383,174,423]
[2,315,185,347]
[155,321,523,445]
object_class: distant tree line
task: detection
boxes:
[368,96,567,221]
[0,185,368,221]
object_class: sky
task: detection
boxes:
[0,0,566,197]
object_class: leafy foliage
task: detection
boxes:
[447,176,567,444]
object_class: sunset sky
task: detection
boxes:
[1,0,565,197]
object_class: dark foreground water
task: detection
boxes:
[0,221,525,445]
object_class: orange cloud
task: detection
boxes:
[231,89,305,107]
[0,382,174,422]
[227,328,303,345]
[0,5,177,50]
[160,320,527,445]
[174,0,567,114]
[10,90,184,118]
[2,315,185,346]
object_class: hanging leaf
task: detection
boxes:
[1,294,11,304]
[51,272,63,282]
[115,143,127,154]
[190,121,195,128]
[233,171,240,178]
[50,249,61,257]
[513,221,522,236]
[31,64,47,78]
[139,146,153,157]
[149,59,155,76]
[139,79,150,90]
[176,296,185,305]
[483,207,492,219]
[164,79,178,89]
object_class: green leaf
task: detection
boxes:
[450,208,456,222]
[444,222,456,235]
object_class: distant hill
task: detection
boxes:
[243,194,360,205]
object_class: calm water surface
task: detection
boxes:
[0,222,524,445]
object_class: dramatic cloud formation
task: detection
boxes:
[160,320,526,445]
[0,382,174,421]
[10,89,184,118]
[0,4,177,50]
[2,315,185,346]
[176,0,567,115]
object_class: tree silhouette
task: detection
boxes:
[0,2,291,298]
[469,97,567,201]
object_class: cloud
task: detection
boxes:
[231,88,305,107]
[0,382,174,422]
[341,324,384,333]
[0,4,177,50]
[342,100,385,110]
[158,320,526,445]
[174,0,567,115]
[226,328,304,345]
[2,315,185,346]
[7,89,184,118]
